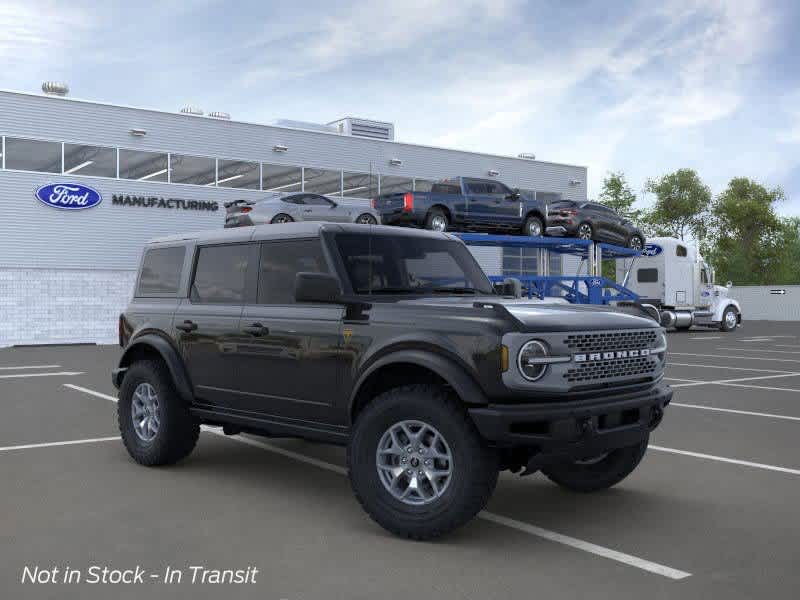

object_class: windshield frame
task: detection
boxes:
[323,231,496,297]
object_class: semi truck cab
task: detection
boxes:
[617,236,741,331]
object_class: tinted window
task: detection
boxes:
[170,154,216,186]
[303,194,333,206]
[137,246,186,296]
[637,268,659,283]
[304,168,342,196]
[5,137,61,173]
[676,245,688,257]
[430,184,461,195]
[263,164,302,193]
[191,244,250,304]
[218,159,259,189]
[334,234,493,295]
[64,144,117,177]
[466,182,487,194]
[119,149,168,181]
[484,182,512,195]
[258,240,328,304]
[414,179,435,192]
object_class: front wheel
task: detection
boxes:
[356,213,378,225]
[523,215,544,237]
[720,306,739,332]
[348,385,498,540]
[542,437,648,492]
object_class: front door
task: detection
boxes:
[484,180,521,227]
[301,194,347,222]
[233,238,344,424]
[174,242,254,409]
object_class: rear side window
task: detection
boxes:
[466,182,487,194]
[430,184,461,194]
[257,239,329,304]
[191,244,250,304]
[137,246,186,296]
[637,268,659,283]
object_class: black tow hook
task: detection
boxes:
[578,417,596,439]
[649,407,664,429]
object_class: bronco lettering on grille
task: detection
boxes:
[574,349,650,362]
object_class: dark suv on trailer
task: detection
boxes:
[547,200,645,249]
[114,223,671,539]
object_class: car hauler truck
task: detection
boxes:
[617,236,741,331]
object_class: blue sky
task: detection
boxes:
[3,0,799,214]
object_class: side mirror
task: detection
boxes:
[507,188,521,200]
[295,272,342,303]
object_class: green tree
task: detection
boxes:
[598,171,640,220]
[707,178,787,285]
[642,169,711,241]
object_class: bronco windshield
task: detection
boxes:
[334,233,495,296]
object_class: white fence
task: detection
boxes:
[728,285,800,321]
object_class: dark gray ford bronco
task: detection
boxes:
[114,222,672,539]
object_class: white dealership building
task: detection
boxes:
[0,85,588,346]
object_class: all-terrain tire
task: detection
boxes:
[118,360,200,466]
[348,385,498,540]
[542,436,649,493]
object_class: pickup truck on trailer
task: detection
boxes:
[373,177,549,236]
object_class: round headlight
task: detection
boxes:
[518,340,549,381]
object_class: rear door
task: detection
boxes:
[234,238,345,424]
[463,179,491,226]
[174,242,255,409]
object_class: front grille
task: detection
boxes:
[564,356,657,383]
[564,330,658,353]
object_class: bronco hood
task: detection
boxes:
[394,296,660,332]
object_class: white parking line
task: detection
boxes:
[650,445,800,476]
[689,336,721,340]
[719,382,800,394]
[666,372,800,388]
[0,364,61,370]
[0,371,84,379]
[671,352,800,364]
[60,385,691,580]
[0,436,119,453]
[670,402,800,422]
[718,347,800,355]
[668,362,796,374]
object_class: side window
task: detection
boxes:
[191,244,250,304]
[466,181,487,194]
[637,268,659,283]
[701,268,709,284]
[258,239,329,304]
[303,195,333,206]
[283,195,304,205]
[485,182,512,196]
[137,246,186,296]
[676,245,688,257]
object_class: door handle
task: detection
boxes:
[242,323,269,336]
[176,320,197,332]
[303,209,313,213]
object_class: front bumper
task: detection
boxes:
[468,382,672,461]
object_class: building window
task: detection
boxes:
[342,171,377,198]
[4,137,61,173]
[119,149,168,182]
[63,143,117,177]
[304,167,342,195]
[379,175,413,195]
[414,178,435,192]
[217,159,260,189]
[170,154,216,186]
[549,253,562,275]
[502,248,538,276]
[262,163,302,192]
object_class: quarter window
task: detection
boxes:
[4,137,61,173]
[257,240,329,304]
[136,246,186,296]
[191,244,250,304]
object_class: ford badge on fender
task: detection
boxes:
[35,183,103,210]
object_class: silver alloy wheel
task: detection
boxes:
[357,214,377,225]
[629,236,643,250]
[724,309,738,329]
[376,420,454,505]
[131,382,160,442]
[526,219,543,236]
[430,215,447,232]
[272,214,292,224]
[577,223,593,240]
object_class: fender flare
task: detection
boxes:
[713,298,741,322]
[348,349,489,421]
[113,334,194,404]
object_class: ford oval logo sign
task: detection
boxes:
[642,244,663,257]
[35,183,103,210]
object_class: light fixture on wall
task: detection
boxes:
[488,169,500,177]
[389,158,402,166]
[569,179,582,186]
[518,153,536,160]
[273,144,288,152]
[129,128,147,137]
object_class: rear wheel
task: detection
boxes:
[356,213,377,225]
[577,222,593,240]
[348,385,498,540]
[424,209,449,232]
[118,360,199,466]
[523,215,544,237]
[270,213,293,224]
[542,437,648,492]
[628,234,644,250]
[720,306,739,332]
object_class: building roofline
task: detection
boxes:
[0,88,588,171]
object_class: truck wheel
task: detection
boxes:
[424,209,449,232]
[542,436,648,493]
[118,360,200,466]
[720,306,739,332]
[348,385,498,540]
[523,215,544,237]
